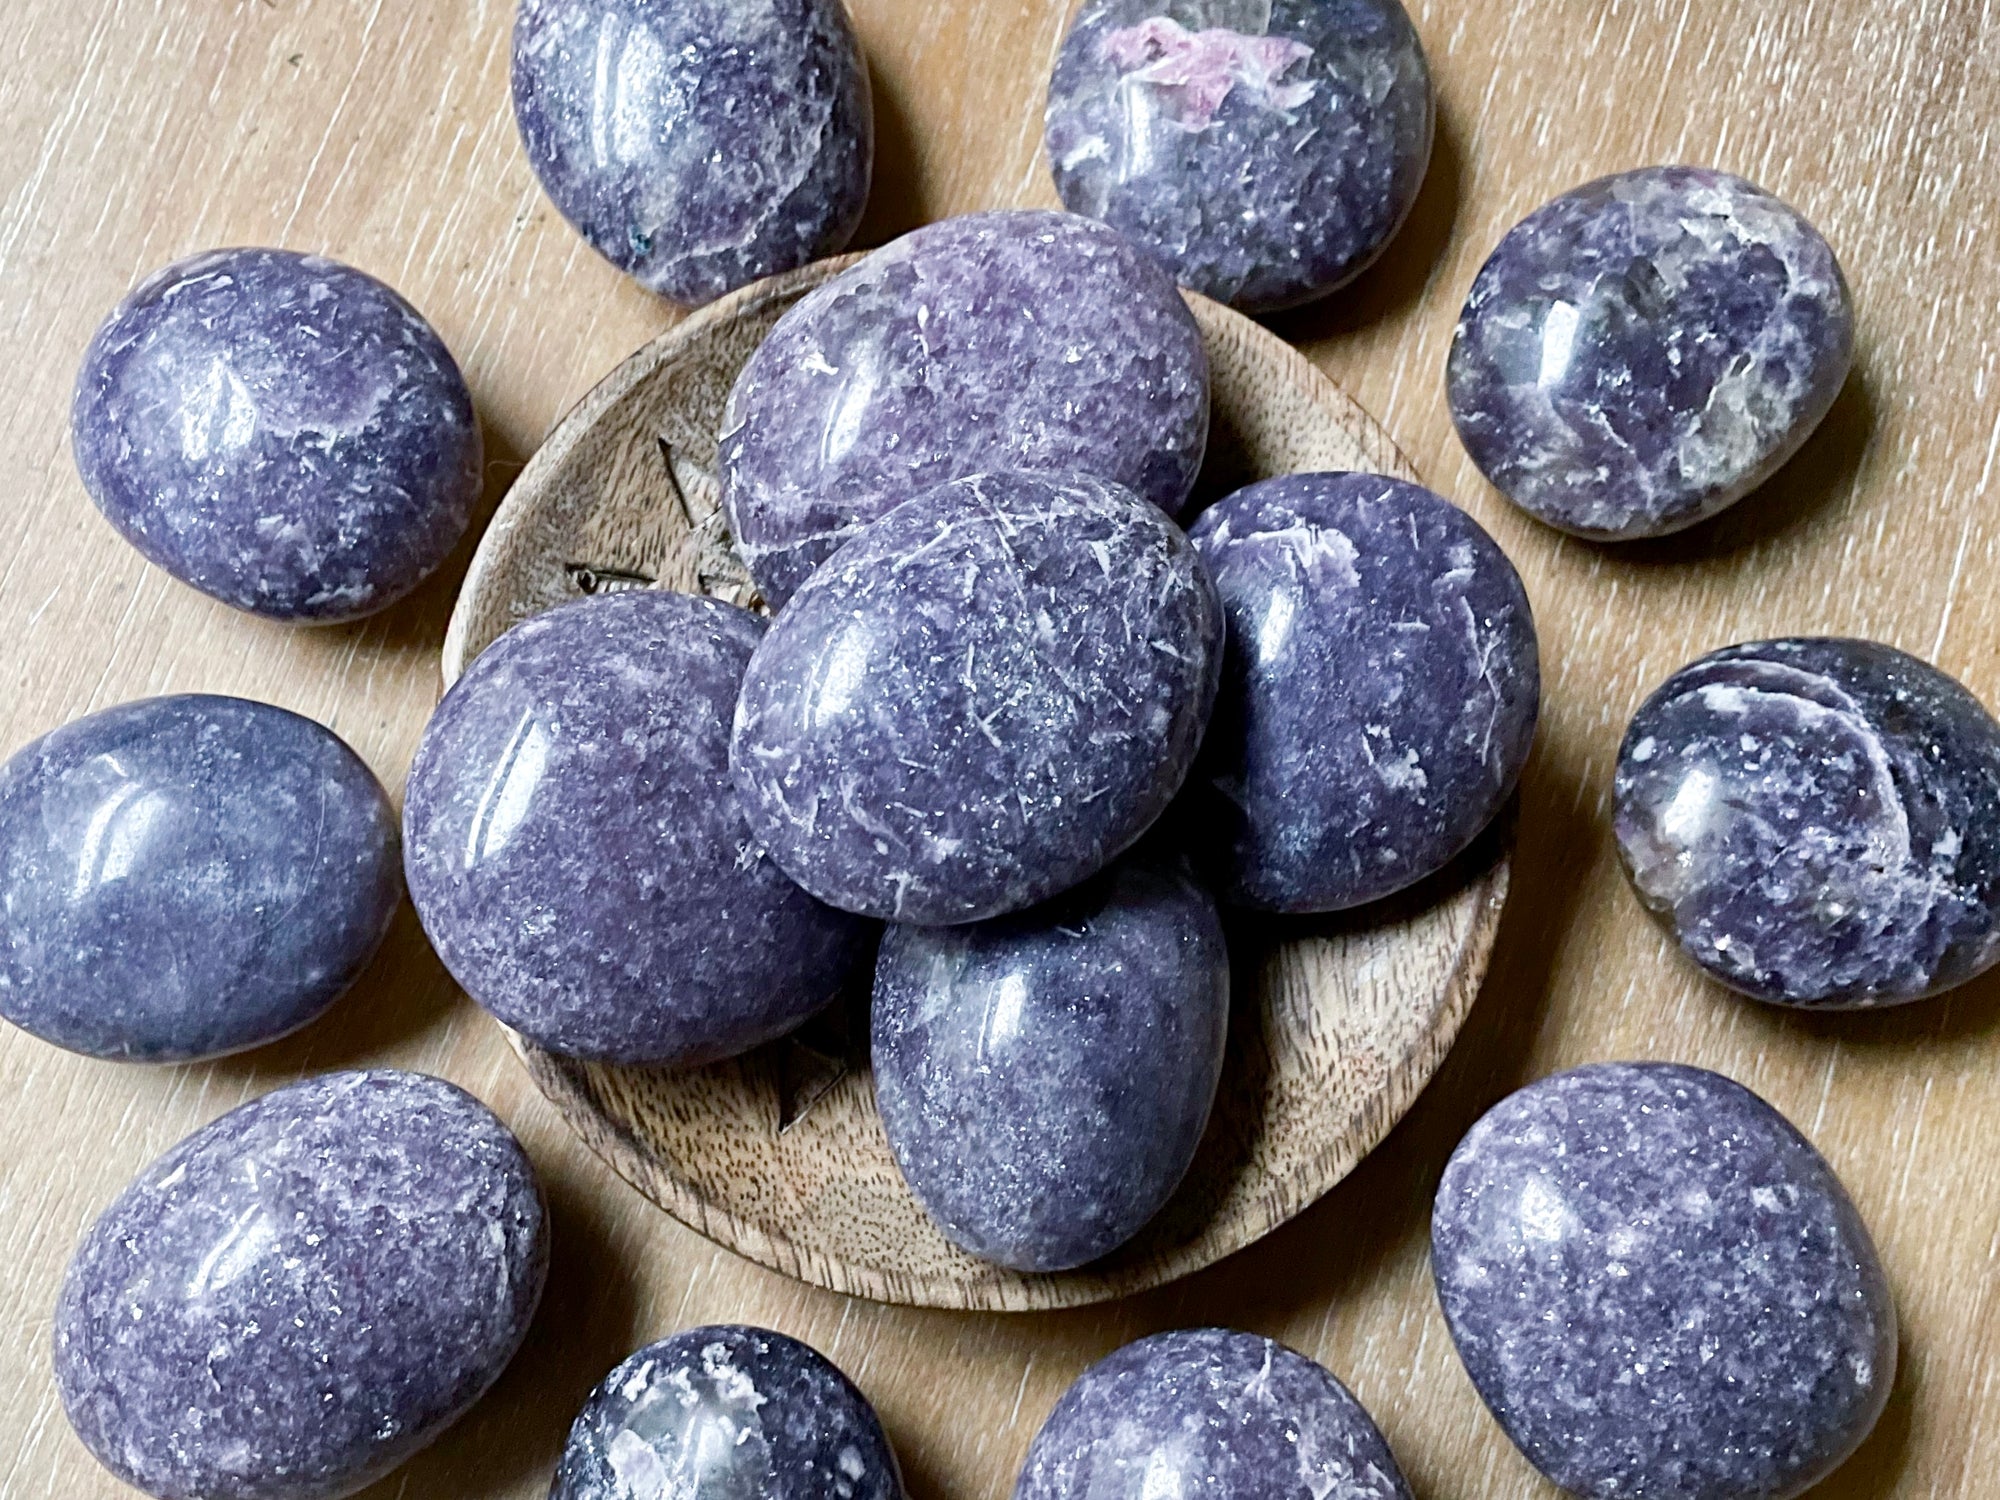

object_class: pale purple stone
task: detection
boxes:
[404,590,872,1065]
[720,210,1210,607]
[1432,1062,1896,1500]
[55,1070,549,1500]
[1448,167,1853,539]
[72,249,481,622]
[730,471,1224,925]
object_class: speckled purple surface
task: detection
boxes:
[1614,637,2000,1007]
[511,0,872,306]
[55,1070,548,1500]
[1046,0,1433,313]
[731,471,1223,925]
[720,210,1211,607]
[1432,1062,1896,1500]
[1015,1328,1412,1500]
[1185,472,1537,911]
[0,695,399,1062]
[1448,167,1853,539]
[405,590,872,1065]
[72,248,481,622]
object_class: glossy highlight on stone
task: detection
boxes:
[1432,1062,1896,1500]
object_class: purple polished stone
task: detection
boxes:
[1015,1328,1412,1500]
[72,248,482,622]
[55,1070,549,1500]
[511,0,872,306]
[1046,0,1433,314]
[1614,638,2000,1008]
[731,472,1224,925]
[0,695,399,1062]
[551,1326,905,1500]
[1448,167,1854,539]
[1432,1063,1895,1500]
[405,590,872,1066]
[720,209,1210,606]
[1185,472,1537,911]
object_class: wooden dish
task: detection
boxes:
[441,256,1512,1313]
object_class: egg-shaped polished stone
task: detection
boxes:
[0,695,400,1062]
[1614,637,2000,1007]
[55,1070,549,1500]
[1433,1063,1895,1500]
[511,0,873,307]
[731,472,1224,925]
[72,248,482,622]
[1448,167,1853,539]
[1045,0,1434,314]
[720,209,1211,607]
[405,590,873,1065]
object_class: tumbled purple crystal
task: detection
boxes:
[720,210,1210,606]
[1448,167,1853,539]
[72,248,482,622]
[1432,1062,1895,1500]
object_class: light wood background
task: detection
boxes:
[1,1,1994,1496]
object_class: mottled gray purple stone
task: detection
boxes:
[1046,0,1434,313]
[550,1326,904,1500]
[405,590,871,1065]
[731,472,1224,925]
[720,209,1210,607]
[1185,472,1537,911]
[1447,167,1853,539]
[1614,638,2000,1008]
[0,695,399,1062]
[511,0,872,306]
[1431,1063,1896,1500]
[55,1070,549,1500]
[72,248,481,622]
[1015,1328,1412,1500]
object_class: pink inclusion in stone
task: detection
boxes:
[1100,16,1315,130]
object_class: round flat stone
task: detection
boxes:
[512,0,872,306]
[1447,167,1853,539]
[1614,637,2000,1007]
[1046,0,1434,313]
[55,1070,548,1500]
[0,695,400,1062]
[72,248,482,622]
[731,471,1223,925]
[406,589,872,1065]
[1432,1062,1896,1500]
[720,209,1210,607]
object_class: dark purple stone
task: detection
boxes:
[55,1070,549,1500]
[720,209,1210,607]
[1614,637,2000,1008]
[1431,1062,1896,1500]
[1447,167,1853,539]
[0,695,399,1062]
[1046,0,1434,313]
[72,248,481,622]
[731,471,1224,925]
[511,0,872,306]
[405,589,872,1065]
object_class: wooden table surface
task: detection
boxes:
[3,2,1996,1496]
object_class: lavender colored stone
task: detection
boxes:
[1431,1062,1896,1500]
[0,695,399,1062]
[405,590,871,1065]
[511,0,872,307]
[55,1070,548,1500]
[1448,167,1854,539]
[72,249,482,622]
[1046,0,1434,314]
[720,209,1210,607]
[1614,638,2000,1008]
[731,471,1224,925]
